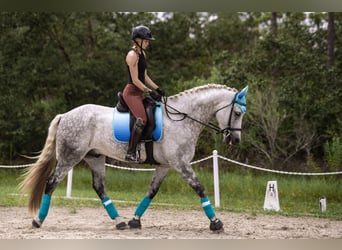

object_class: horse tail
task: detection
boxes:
[20,114,63,215]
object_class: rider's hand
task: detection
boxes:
[149,91,162,102]
[156,87,166,97]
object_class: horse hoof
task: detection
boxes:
[128,218,141,229]
[210,218,224,233]
[116,221,128,230]
[32,218,43,228]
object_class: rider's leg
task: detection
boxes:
[125,118,145,162]
[122,85,147,163]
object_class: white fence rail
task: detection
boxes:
[2,150,342,208]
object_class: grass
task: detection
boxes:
[0,164,341,219]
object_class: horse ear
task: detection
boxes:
[238,86,248,99]
[234,86,248,113]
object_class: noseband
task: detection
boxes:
[214,92,245,136]
[163,92,245,135]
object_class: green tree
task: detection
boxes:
[0,12,341,171]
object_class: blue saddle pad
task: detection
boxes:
[112,103,163,143]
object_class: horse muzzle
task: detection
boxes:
[223,131,240,145]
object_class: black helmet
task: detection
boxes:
[131,25,155,41]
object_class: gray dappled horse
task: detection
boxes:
[20,84,248,233]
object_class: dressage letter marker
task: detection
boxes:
[263,180,280,212]
[319,197,327,212]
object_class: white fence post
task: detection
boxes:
[66,168,73,198]
[213,150,220,207]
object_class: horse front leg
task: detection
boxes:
[175,163,224,233]
[128,165,170,229]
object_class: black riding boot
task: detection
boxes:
[125,118,145,163]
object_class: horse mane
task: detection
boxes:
[168,83,237,100]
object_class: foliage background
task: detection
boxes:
[0,12,341,172]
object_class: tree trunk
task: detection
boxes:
[87,15,96,59]
[271,12,278,86]
[271,12,277,36]
[327,12,335,66]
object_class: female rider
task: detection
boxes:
[122,25,165,163]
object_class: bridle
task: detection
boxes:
[162,92,245,136]
[214,92,244,137]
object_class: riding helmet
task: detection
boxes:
[131,25,155,41]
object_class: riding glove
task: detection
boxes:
[149,91,162,102]
[156,87,166,97]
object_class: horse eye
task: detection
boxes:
[235,111,241,117]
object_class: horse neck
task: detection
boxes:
[167,86,233,123]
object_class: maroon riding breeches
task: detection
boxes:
[122,83,147,124]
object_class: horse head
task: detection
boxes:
[215,86,248,145]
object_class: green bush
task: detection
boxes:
[324,136,342,171]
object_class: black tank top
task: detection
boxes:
[127,50,146,84]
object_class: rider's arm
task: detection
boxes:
[145,71,159,90]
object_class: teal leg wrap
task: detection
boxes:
[201,197,215,220]
[38,194,51,221]
[135,196,151,217]
[101,197,119,219]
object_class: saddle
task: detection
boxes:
[113,92,162,164]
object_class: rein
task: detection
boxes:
[162,93,243,135]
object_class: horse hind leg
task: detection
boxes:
[32,161,75,228]
[84,154,127,230]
